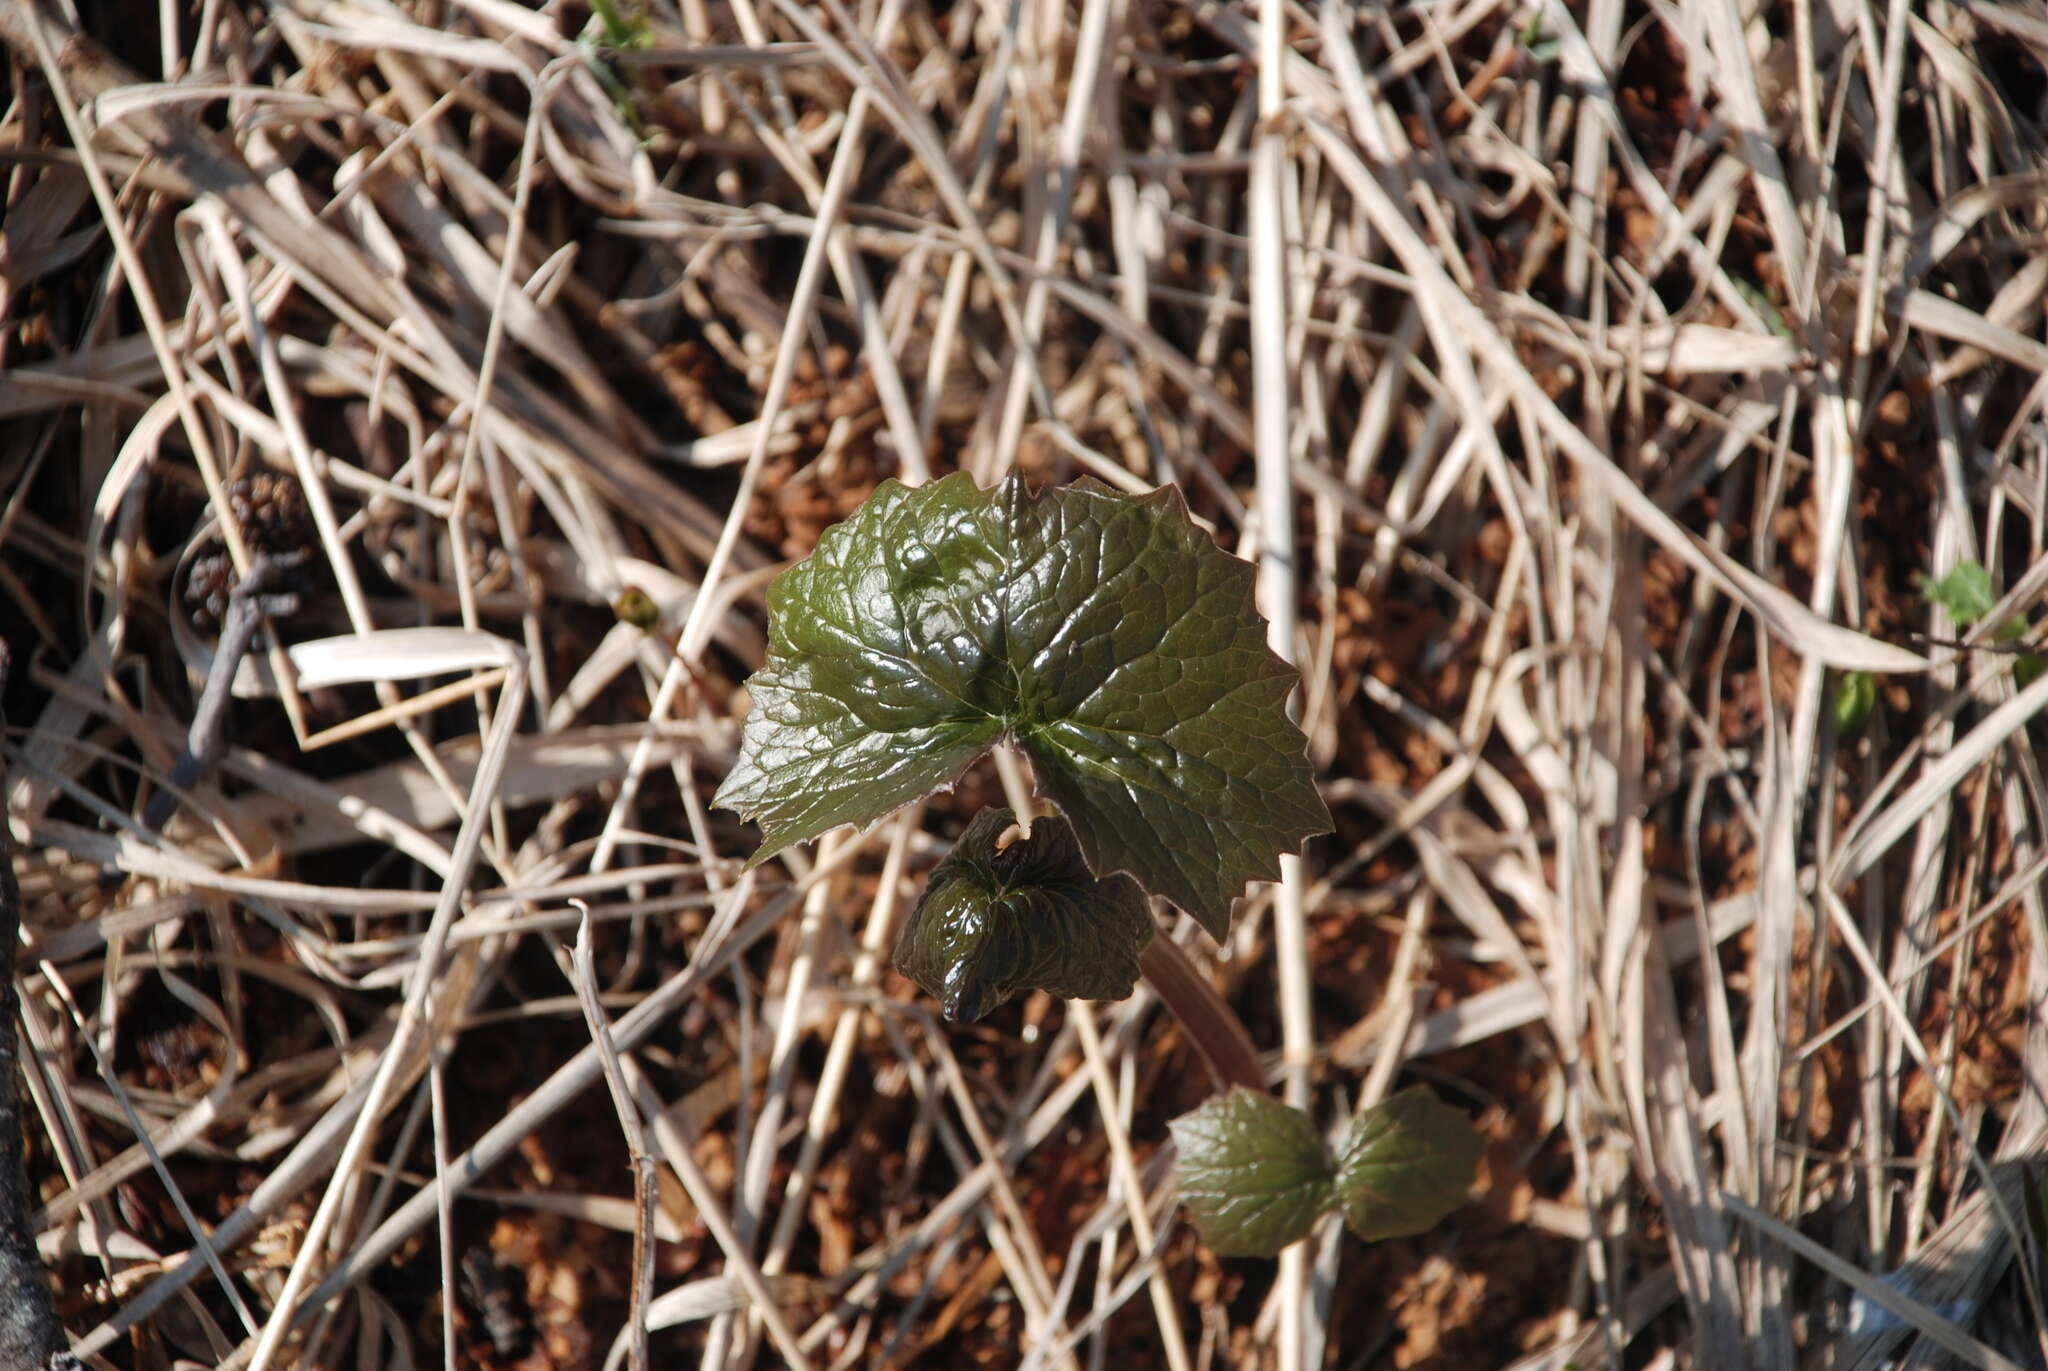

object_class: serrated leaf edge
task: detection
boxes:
[1331,1087,1483,1243]
[715,474,1331,929]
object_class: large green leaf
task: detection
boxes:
[893,808,1154,1022]
[713,473,1330,935]
[1332,1087,1483,1241]
[1170,1089,1334,1258]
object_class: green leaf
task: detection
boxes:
[1831,670,1876,737]
[894,808,1155,1022]
[1171,1089,1335,1258]
[1918,561,2040,675]
[1332,1087,1483,1242]
[713,473,1331,936]
[1923,561,1997,625]
[588,0,653,49]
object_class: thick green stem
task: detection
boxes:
[1138,935,1266,1094]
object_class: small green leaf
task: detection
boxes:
[588,0,654,49]
[1923,561,1997,625]
[1919,561,2040,673]
[894,808,1154,1023]
[1171,1089,1335,1258]
[1516,9,1559,57]
[713,473,1331,936]
[1831,670,1876,737]
[1333,1087,1483,1242]
[1516,13,1561,60]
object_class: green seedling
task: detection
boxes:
[580,0,655,136]
[1923,560,1999,625]
[1516,11,1562,61]
[715,473,1481,1260]
[587,0,653,50]
[1173,1086,1485,1256]
[1921,559,2043,686]
[1831,669,1877,737]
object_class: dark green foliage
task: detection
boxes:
[714,473,1330,936]
[714,475,1478,1265]
[893,809,1153,1023]
[1171,1086,1484,1257]
[1332,1086,1487,1242]
[1170,1089,1337,1257]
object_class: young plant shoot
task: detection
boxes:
[715,472,1480,1258]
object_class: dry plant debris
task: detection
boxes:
[4,0,2048,1366]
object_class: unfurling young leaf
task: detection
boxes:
[1333,1086,1484,1241]
[1170,1089,1336,1258]
[713,473,1331,936]
[1921,560,1997,625]
[1831,669,1876,737]
[894,808,1154,1023]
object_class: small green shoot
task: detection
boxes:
[1517,11,1562,61]
[1921,559,2042,684]
[1922,561,1998,625]
[587,0,653,50]
[1831,670,1876,737]
[1172,1086,1483,1257]
[579,0,654,135]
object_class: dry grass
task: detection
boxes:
[5,0,2048,1366]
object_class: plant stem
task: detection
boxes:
[990,743,1036,839]
[1138,935,1266,1094]
[0,642,75,1369]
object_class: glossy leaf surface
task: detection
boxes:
[1170,1089,1334,1258]
[1332,1087,1483,1241]
[893,808,1154,1023]
[713,472,1330,935]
